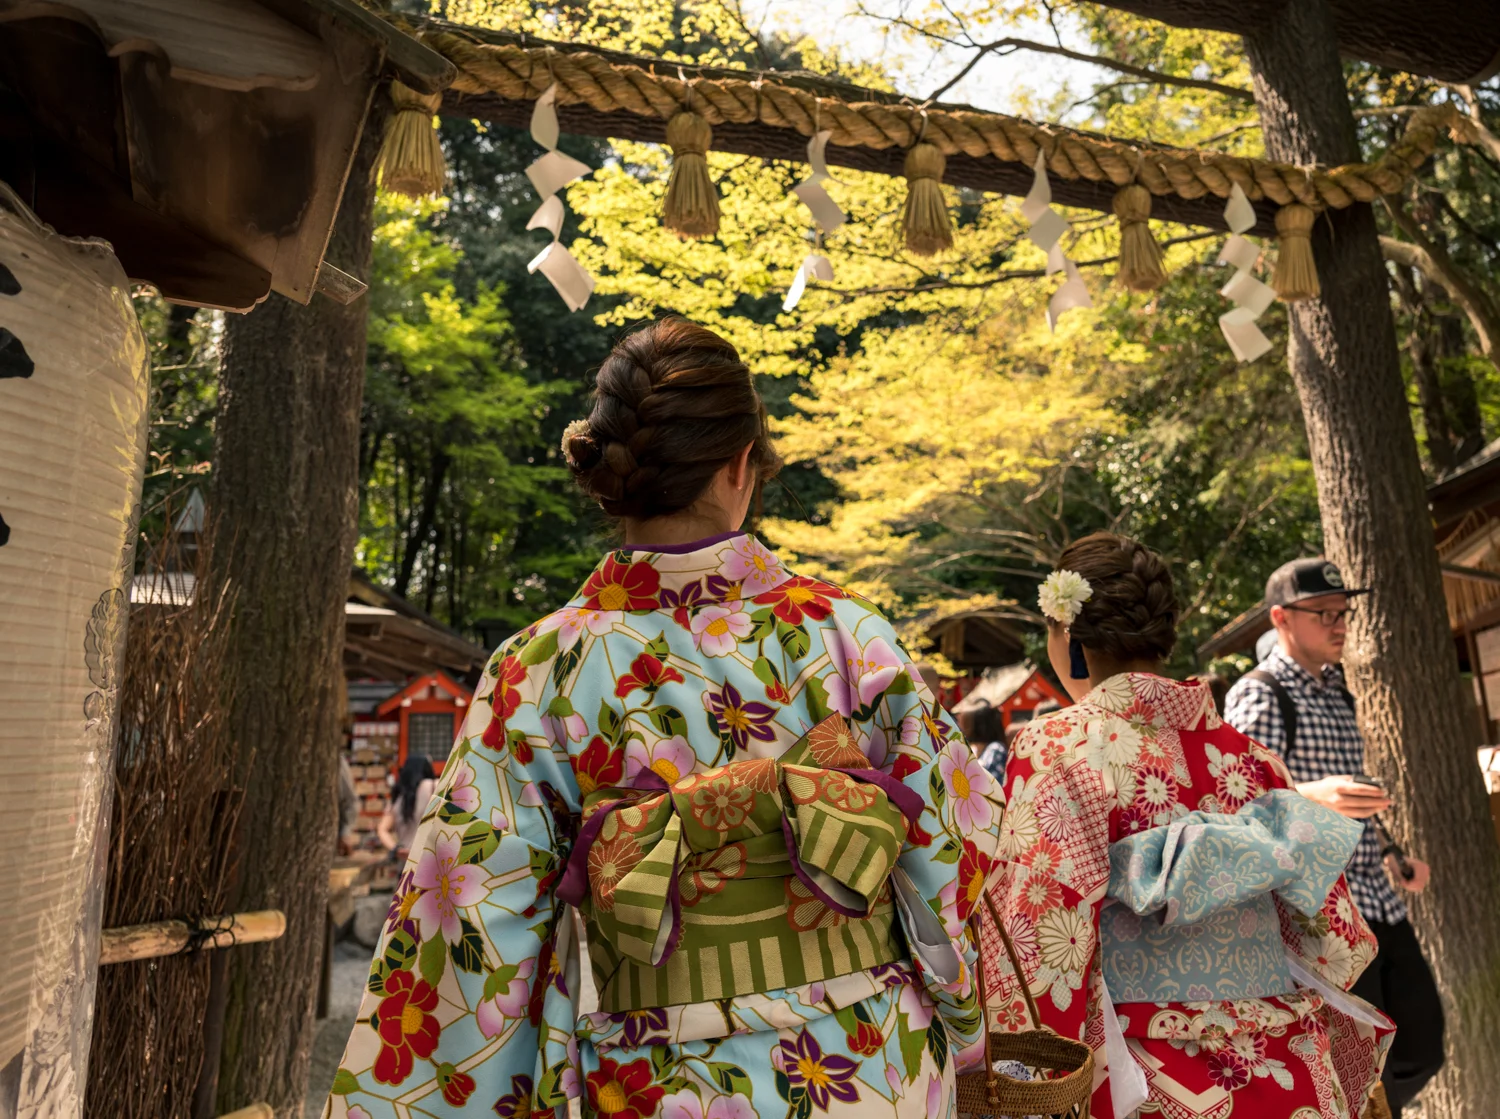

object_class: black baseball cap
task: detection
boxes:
[1265,557,1370,606]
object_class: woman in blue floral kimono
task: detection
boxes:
[324,319,1002,1119]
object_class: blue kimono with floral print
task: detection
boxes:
[324,535,1003,1119]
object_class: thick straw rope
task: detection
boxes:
[403,22,1466,214]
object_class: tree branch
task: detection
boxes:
[821,231,1218,300]
[1449,85,1500,163]
[922,34,1254,103]
[1380,203,1500,359]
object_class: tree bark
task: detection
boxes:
[203,93,387,1119]
[1244,6,1500,1115]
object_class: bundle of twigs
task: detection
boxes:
[85,499,241,1119]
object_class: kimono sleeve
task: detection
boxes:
[988,715,1113,1044]
[326,633,581,1119]
[863,648,1003,1073]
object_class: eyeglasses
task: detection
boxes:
[1282,604,1356,627]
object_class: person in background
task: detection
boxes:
[1193,671,1230,714]
[970,703,1008,782]
[1223,557,1443,1117]
[377,755,435,862]
[337,755,359,856]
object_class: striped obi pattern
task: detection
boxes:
[556,713,919,1011]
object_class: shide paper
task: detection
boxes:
[1022,151,1092,329]
[1217,183,1273,362]
[784,130,844,311]
[524,84,595,312]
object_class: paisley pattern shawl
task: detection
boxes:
[325,535,1004,1119]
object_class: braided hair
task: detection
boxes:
[563,318,782,520]
[1056,531,1179,662]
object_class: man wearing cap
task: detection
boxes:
[1223,557,1444,1116]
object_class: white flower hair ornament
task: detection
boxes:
[560,418,593,468]
[1039,569,1093,626]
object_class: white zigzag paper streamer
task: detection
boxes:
[782,253,833,312]
[784,130,844,311]
[524,84,595,312]
[1021,152,1092,329]
[790,131,845,234]
[1217,183,1273,362]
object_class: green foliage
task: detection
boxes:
[357,192,577,634]
[130,292,219,547]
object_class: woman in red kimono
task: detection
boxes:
[986,532,1392,1119]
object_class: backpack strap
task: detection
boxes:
[1244,669,1298,761]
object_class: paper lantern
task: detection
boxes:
[0,182,149,1109]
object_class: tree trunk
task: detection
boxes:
[395,447,448,599]
[203,94,387,1119]
[1244,7,1500,1115]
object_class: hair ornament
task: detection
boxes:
[1039,568,1093,626]
[561,418,593,468]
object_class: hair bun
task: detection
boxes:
[564,317,783,520]
[1055,531,1178,662]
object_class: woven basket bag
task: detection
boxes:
[954,890,1095,1118]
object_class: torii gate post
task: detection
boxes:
[1243,0,1500,1109]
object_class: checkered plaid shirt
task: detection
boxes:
[1223,647,1406,924]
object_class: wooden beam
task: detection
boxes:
[99,909,286,965]
[1443,563,1500,586]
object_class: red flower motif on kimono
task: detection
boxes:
[582,556,661,612]
[437,1063,477,1106]
[778,1029,860,1109]
[482,656,528,749]
[882,744,918,780]
[527,937,559,1027]
[1205,1049,1252,1091]
[1014,872,1063,921]
[754,576,838,625]
[613,652,684,698]
[585,1056,663,1119]
[372,968,440,1085]
[905,814,935,848]
[956,840,992,923]
[845,1020,885,1056]
[572,736,625,796]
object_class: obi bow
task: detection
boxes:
[556,713,922,969]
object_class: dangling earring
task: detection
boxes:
[1069,636,1089,680]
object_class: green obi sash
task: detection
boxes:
[555,713,921,1011]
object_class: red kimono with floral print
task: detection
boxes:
[985,673,1392,1119]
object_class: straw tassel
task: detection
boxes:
[376,80,446,198]
[1271,203,1320,302]
[663,111,720,239]
[901,143,953,256]
[1112,184,1167,291]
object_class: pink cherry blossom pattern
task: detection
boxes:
[409,828,492,943]
[821,617,901,715]
[690,604,753,657]
[476,956,536,1038]
[938,739,996,832]
[721,535,786,594]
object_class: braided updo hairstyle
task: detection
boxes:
[1056,531,1179,662]
[563,318,781,520]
